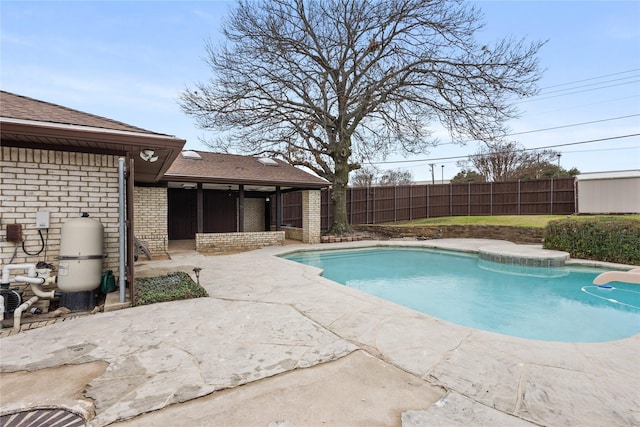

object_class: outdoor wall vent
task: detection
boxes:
[181,150,202,160]
[258,157,279,167]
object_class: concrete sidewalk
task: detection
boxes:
[1,239,638,426]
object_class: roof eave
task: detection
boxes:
[1,118,186,183]
[164,174,329,189]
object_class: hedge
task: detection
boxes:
[543,217,640,265]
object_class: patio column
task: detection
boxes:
[275,186,282,231]
[196,183,203,233]
[302,189,321,244]
[238,184,244,232]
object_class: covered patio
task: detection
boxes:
[134,150,329,255]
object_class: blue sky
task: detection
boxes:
[1,0,638,181]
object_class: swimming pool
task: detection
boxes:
[283,247,640,342]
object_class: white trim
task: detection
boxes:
[0,116,181,140]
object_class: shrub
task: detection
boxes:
[544,217,640,265]
[134,271,208,306]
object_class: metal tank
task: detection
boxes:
[57,213,104,292]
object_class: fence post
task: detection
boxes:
[394,185,397,223]
[550,178,554,214]
[372,186,376,224]
[366,186,370,224]
[449,183,453,216]
[348,187,352,225]
[490,182,493,216]
[409,185,413,220]
[517,180,521,215]
[426,184,430,218]
[328,188,332,230]
[468,182,471,216]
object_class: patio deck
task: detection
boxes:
[1,239,638,426]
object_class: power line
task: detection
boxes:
[436,113,639,146]
[538,74,640,96]
[507,114,640,137]
[539,68,640,90]
[516,79,640,104]
[368,133,640,165]
[561,145,640,155]
[519,95,640,119]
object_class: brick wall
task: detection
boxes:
[282,226,303,241]
[0,147,121,302]
[302,190,321,244]
[243,198,265,232]
[133,186,168,255]
[196,231,284,252]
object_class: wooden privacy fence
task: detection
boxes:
[280,177,576,231]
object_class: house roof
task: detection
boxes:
[164,151,329,191]
[0,91,186,183]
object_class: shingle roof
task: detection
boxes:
[0,90,169,136]
[1,90,186,183]
[165,151,329,188]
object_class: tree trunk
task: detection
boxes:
[330,147,351,235]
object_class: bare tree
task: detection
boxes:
[379,168,414,185]
[351,167,377,187]
[179,0,545,233]
[458,140,564,182]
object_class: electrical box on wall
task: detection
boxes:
[7,224,23,242]
[36,211,50,229]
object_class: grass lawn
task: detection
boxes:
[394,215,640,228]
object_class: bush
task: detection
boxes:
[134,271,208,306]
[544,217,640,265]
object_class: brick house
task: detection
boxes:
[1,91,327,304]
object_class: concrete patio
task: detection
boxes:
[1,239,638,426]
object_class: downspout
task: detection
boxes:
[0,295,4,329]
[118,158,126,304]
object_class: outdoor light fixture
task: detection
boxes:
[192,267,201,285]
[140,149,158,162]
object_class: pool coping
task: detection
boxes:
[268,238,640,425]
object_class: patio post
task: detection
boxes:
[302,189,321,244]
[275,186,282,231]
[238,184,244,232]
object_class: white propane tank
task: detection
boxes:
[57,213,104,292]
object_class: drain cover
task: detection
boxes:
[0,409,85,427]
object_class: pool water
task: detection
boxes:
[283,248,640,342]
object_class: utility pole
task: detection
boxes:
[441,165,445,184]
[429,163,435,184]
[556,153,562,175]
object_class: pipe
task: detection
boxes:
[1,264,37,286]
[593,268,640,285]
[30,281,58,299]
[4,265,58,299]
[118,157,126,304]
[13,275,45,286]
[13,296,38,331]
